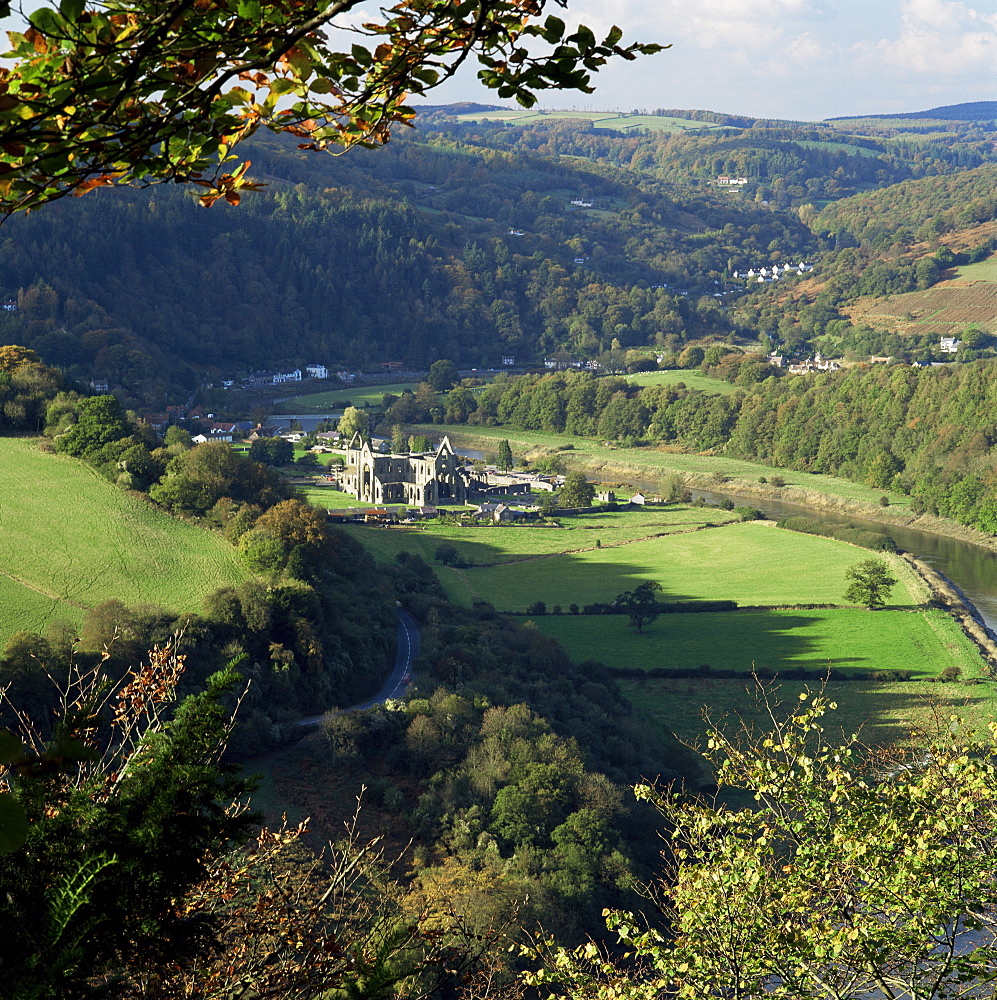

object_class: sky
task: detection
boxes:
[414,0,997,122]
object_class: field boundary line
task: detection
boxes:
[0,570,87,608]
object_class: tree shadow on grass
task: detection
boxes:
[624,676,996,756]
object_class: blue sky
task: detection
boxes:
[419,1,997,122]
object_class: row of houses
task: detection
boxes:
[733,262,814,283]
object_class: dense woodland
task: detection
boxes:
[7,105,997,407]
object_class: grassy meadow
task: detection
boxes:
[619,675,995,754]
[346,501,992,747]
[533,607,979,680]
[348,512,921,611]
[283,381,421,412]
[429,523,917,611]
[624,370,738,394]
[344,506,740,565]
[0,438,248,643]
[411,424,914,511]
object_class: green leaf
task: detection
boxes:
[0,792,28,855]
[59,0,85,22]
[542,16,565,44]
[28,7,64,35]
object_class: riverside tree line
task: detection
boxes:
[411,358,997,535]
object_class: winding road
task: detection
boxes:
[297,607,420,727]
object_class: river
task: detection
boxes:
[674,485,997,633]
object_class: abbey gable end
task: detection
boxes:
[342,434,468,506]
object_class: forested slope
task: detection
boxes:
[0,124,819,405]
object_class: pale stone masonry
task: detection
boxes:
[342,434,468,506]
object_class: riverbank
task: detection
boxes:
[902,553,997,675]
[425,425,997,555]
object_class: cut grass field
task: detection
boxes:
[410,424,913,511]
[349,513,919,612]
[282,381,421,412]
[623,370,737,394]
[0,438,248,643]
[343,506,740,567]
[956,259,997,282]
[532,607,980,680]
[435,524,917,611]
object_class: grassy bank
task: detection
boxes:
[0,438,248,643]
[411,424,914,514]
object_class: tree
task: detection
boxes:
[338,405,370,441]
[434,543,460,566]
[54,394,131,457]
[843,558,897,609]
[614,580,662,633]
[536,491,559,516]
[497,439,515,471]
[558,470,595,508]
[526,693,997,1000]
[248,435,294,466]
[426,359,460,393]
[0,0,662,214]
[659,473,688,503]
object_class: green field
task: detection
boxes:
[298,484,359,509]
[438,524,917,610]
[449,110,734,134]
[619,675,995,754]
[345,506,740,566]
[533,607,980,680]
[624,370,737,394]
[350,515,919,612]
[283,381,421,412]
[955,259,997,282]
[0,438,248,643]
[413,424,913,510]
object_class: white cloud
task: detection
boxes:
[860,0,997,76]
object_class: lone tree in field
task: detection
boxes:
[615,580,663,633]
[844,558,897,609]
[497,439,514,471]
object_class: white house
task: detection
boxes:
[940,338,961,354]
[306,364,328,379]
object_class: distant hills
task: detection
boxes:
[827,101,997,123]
[421,100,997,128]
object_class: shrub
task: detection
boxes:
[434,543,459,566]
